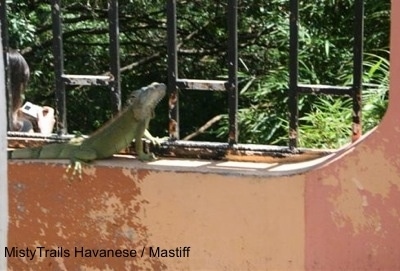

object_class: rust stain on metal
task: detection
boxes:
[168,91,178,138]
[168,91,177,108]
[228,131,236,144]
[352,122,362,142]
[168,119,177,138]
[289,128,297,139]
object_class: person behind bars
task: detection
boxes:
[8,49,55,134]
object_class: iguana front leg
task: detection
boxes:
[144,129,168,146]
[135,135,156,161]
[136,128,168,161]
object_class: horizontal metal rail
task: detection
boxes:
[153,140,335,162]
[176,79,228,91]
[62,74,113,86]
[297,84,353,96]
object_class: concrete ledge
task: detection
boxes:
[8,158,306,270]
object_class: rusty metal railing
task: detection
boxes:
[167,0,364,150]
[51,0,121,134]
[2,0,365,155]
[167,0,239,145]
[288,0,364,149]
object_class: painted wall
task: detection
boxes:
[6,1,400,270]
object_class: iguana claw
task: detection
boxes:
[144,130,168,146]
[65,161,83,181]
[151,136,169,146]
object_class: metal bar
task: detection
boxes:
[154,140,334,162]
[288,0,299,150]
[0,0,12,131]
[167,0,179,139]
[51,0,67,134]
[298,84,352,96]
[7,131,76,140]
[352,0,364,142]
[62,74,113,86]
[0,23,9,271]
[108,0,121,114]
[176,79,228,91]
[227,0,238,145]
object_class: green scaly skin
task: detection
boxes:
[10,82,166,177]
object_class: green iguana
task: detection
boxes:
[10,82,166,176]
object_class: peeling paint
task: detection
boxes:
[83,165,97,177]
[306,134,400,270]
[8,163,167,270]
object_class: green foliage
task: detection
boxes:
[297,97,353,149]
[283,51,390,149]
[4,0,391,148]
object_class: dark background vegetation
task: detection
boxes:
[5,0,390,148]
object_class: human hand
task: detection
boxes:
[37,106,55,135]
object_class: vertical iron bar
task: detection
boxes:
[352,0,364,142]
[288,0,299,150]
[108,0,121,114]
[0,0,11,131]
[51,0,67,134]
[167,0,179,139]
[227,0,238,145]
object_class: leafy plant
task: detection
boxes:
[281,51,390,149]
[355,52,389,131]
[297,97,353,149]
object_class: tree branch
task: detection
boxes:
[183,114,223,140]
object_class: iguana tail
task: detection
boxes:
[10,147,42,159]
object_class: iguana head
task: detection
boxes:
[129,82,166,120]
